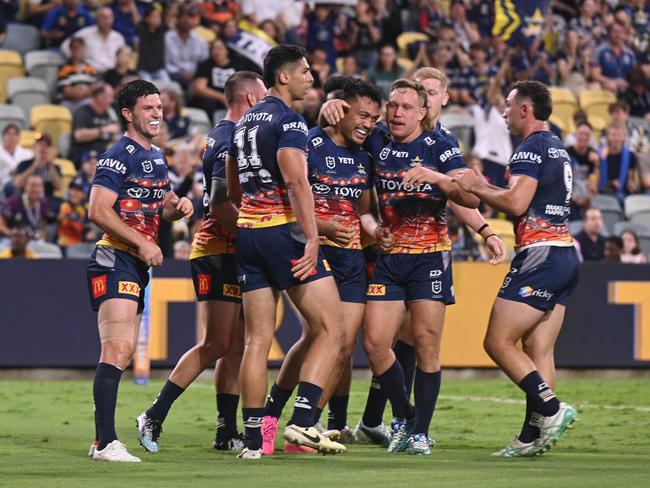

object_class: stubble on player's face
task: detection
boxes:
[131,94,163,140]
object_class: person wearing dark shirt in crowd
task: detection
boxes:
[160,89,190,140]
[574,207,606,261]
[57,176,89,249]
[556,29,592,97]
[599,125,640,200]
[569,0,606,45]
[300,87,324,129]
[455,43,498,106]
[104,46,138,88]
[418,0,443,39]
[14,133,63,200]
[0,174,53,239]
[0,15,6,45]
[591,19,637,92]
[0,0,19,23]
[0,225,38,259]
[349,0,382,70]
[25,0,58,28]
[191,39,248,119]
[365,44,404,99]
[74,150,97,197]
[623,67,650,121]
[137,2,169,82]
[512,42,554,86]
[57,37,98,112]
[604,236,623,262]
[41,0,94,48]
[307,5,337,71]
[110,0,143,47]
[70,83,120,166]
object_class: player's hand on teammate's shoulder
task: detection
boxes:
[291,238,319,281]
[374,226,395,253]
[137,239,163,267]
[320,99,351,126]
[325,215,356,247]
[403,166,443,187]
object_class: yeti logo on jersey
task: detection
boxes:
[125,145,135,154]
[97,158,127,175]
[424,136,435,146]
[141,160,153,173]
[326,156,336,169]
[379,147,390,160]
[312,183,331,194]
[432,280,442,294]
[511,151,542,164]
[311,137,323,148]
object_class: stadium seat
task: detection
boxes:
[624,194,650,218]
[439,111,474,153]
[30,104,73,153]
[548,87,577,137]
[24,50,65,97]
[66,242,95,259]
[568,220,583,236]
[193,25,216,44]
[8,77,51,121]
[182,107,212,135]
[27,240,63,259]
[397,57,414,71]
[396,31,429,59]
[154,80,185,104]
[591,194,623,234]
[213,109,227,125]
[59,132,71,159]
[0,49,25,103]
[613,220,649,237]
[19,129,38,150]
[54,158,77,197]
[0,104,26,132]
[2,24,40,56]
[579,89,617,129]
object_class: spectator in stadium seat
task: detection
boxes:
[0,125,33,198]
[454,43,499,106]
[0,225,38,259]
[590,19,637,92]
[556,29,593,97]
[620,229,648,264]
[339,55,362,78]
[0,14,5,45]
[349,0,382,71]
[0,0,19,24]
[418,0,443,39]
[70,83,120,165]
[608,100,649,154]
[14,133,63,199]
[164,4,209,88]
[365,44,404,99]
[0,174,53,239]
[511,42,554,86]
[110,0,143,47]
[41,0,94,48]
[448,0,480,53]
[299,87,324,129]
[306,5,337,71]
[137,2,169,82]
[60,6,126,74]
[201,0,238,27]
[103,46,137,89]
[74,150,97,197]
[569,0,606,46]
[57,176,89,249]
[567,121,600,220]
[573,207,606,261]
[623,68,650,122]
[173,239,191,260]
[604,235,624,262]
[26,0,59,28]
[599,125,640,200]
[160,89,190,141]
[57,37,98,112]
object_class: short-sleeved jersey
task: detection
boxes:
[93,136,170,253]
[365,123,466,254]
[306,126,373,249]
[190,120,236,259]
[228,96,308,229]
[506,130,574,249]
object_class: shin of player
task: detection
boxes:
[227,45,346,459]
[136,72,267,454]
[87,80,193,462]
[454,80,579,457]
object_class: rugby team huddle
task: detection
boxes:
[84,44,579,463]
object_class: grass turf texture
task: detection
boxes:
[1,378,649,487]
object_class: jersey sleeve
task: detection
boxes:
[276,112,308,151]
[508,138,543,180]
[363,124,388,158]
[92,151,128,193]
[431,137,466,174]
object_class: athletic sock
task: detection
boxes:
[413,368,441,436]
[242,407,265,450]
[216,393,240,439]
[93,362,123,450]
[264,383,294,419]
[327,395,349,430]
[375,360,414,420]
[93,403,99,443]
[361,377,389,427]
[517,371,560,417]
[288,382,323,427]
[518,395,542,443]
[145,380,185,422]
[313,407,323,425]
[394,340,416,399]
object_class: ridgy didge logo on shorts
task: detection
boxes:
[518,286,554,301]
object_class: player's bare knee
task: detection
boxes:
[101,340,135,368]
[199,335,230,359]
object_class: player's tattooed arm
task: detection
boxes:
[210,177,238,232]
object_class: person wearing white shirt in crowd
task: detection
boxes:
[0,124,34,198]
[240,0,304,28]
[164,4,208,88]
[60,6,126,74]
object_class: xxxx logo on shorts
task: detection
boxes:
[92,275,107,299]
[197,274,212,295]
[223,284,241,299]
[118,281,141,297]
[367,284,386,296]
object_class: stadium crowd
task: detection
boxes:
[0,0,649,262]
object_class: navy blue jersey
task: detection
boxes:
[506,130,574,248]
[228,96,308,228]
[93,136,170,252]
[306,126,373,249]
[191,120,236,258]
[364,123,466,253]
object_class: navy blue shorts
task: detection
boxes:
[367,251,455,303]
[321,245,366,304]
[498,245,580,311]
[235,223,332,293]
[87,245,149,314]
[190,254,241,303]
[363,245,378,280]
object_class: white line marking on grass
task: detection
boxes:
[440,395,650,413]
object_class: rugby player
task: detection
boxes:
[259,79,382,454]
[226,44,346,459]
[87,80,193,462]
[454,80,579,456]
[136,72,267,454]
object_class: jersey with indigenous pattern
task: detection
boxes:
[507,130,574,249]
[228,96,308,229]
[307,126,373,249]
[365,123,466,254]
[93,136,170,253]
[191,120,236,259]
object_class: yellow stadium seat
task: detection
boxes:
[0,49,25,103]
[397,57,414,71]
[396,32,429,59]
[19,129,38,150]
[30,104,73,153]
[579,89,617,128]
[54,157,77,198]
[548,87,577,138]
[193,26,216,44]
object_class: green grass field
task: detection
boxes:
[1,377,649,487]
